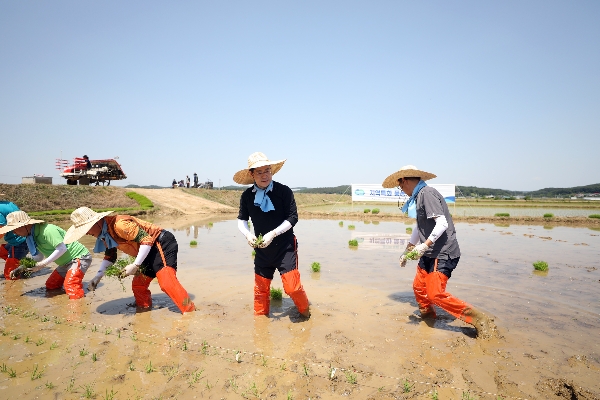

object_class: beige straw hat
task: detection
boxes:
[233,152,286,185]
[382,165,437,188]
[63,207,114,244]
[0,211,45,235]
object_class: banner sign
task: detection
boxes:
[351,184,455,204]
[350,232,410,251]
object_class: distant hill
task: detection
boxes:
[458,183,600,198]
[295,185,351,195]
[125,184,167,189]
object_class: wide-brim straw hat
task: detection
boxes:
[0,211,45,235]
[63,207,114,244]
[382,165,437,188]
[233,152,286,185]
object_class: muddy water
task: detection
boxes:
[1,216,599,399]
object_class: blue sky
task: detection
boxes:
[1,1,598,191]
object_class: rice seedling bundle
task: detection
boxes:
[270,287,283,300]
[363,209,371,213]
[311,262,321,272]
[404,249,420,260]
[533,261,548,271]
[252,234,264,248]
[406,227,412,234]
[495,213,510,217]
[190,240,198,246]
[543,213,554,218]
[18,257,37,278]
[104,256,135,279]
[371,209,380,214]
[589,214,600,219]
[348,239,358,247]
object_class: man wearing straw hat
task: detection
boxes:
[63,207,195,314]
[234,152,310,318]
[0,194,30,280]
[0,211,92,299]
[382,165,497,339]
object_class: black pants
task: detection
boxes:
[418,256,460,279]
[254,237,298,280]
[142,230,178,278]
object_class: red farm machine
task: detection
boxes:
[56,157,127,186]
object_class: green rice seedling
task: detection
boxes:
[229,377,239,393]
[348,225,355,230]
[0,363,7,373]
[66,377,75,392]
[280,362,287,371]
[41,316,50,322]
[261,355,268,366]
[248,221,252,229]
[363,209,371,213]
[181,341,188,351]
[208,222,213,227]
[287,390,293,400]
[91,325,97,332]
[462,391,478,400]
[190,240,198,246]
[252,234,264,248]
[128,362,135,371]
[188,368,204,387]
[543,213,554,218]
[589,214,600,219]
[251,250,256,257]
[344,370,357,384]
[8,368,17,378]
[105,329,111,335]
[25,335,31,343]
[371,208,380,214]
[145,361,154,373]
[402,379,414,393]
[117,330,121,338]
[205,379,216,390]
[31,364,43,380]
[406,227,412,234]
[270,287,283,300]
[533,261,549,271]
[50,341,58,350]
[79,347,88,357]
[92,353,98,362]
[431,389,439,400]
[103,388,117,400]
[405,248,420,260]
[495,213,510,217]
[18,257,37,278]
[81,383,95,399]
[201,340,209,355]
[12,334,21,340]
[0,330,8,336]
[338,221,343,227]
[36,338,45,346]
[45,381,55,389]
[311,262,321,272]
[348,239,358,247]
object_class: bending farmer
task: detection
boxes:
[63,207,195,314]
[382,165,497,339]
[0,211,92,299]
[0,194,29,279]
[234,152,310,318]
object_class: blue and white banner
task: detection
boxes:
[351,184,455,203]
[350,232,410,251]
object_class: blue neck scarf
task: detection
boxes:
[25,224,39,257]
[401,180,427,218]
[93,220,119,253]
[254,181,275,212]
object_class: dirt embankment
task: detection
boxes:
[0,184,138,212]
[132,188,235,214]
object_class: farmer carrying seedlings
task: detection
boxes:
[63,207,195,314]
[0,194,29,280]
[234,152,310,318]
[382,165,497,339]
[0,211,92,299]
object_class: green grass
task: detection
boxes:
[125,191,154,209]
[533,261,549,271]
[348,225,355,230]
[190,240,198,246]
[348,239,358,247]
[589,214,600,219]
[270,287,283,300]
[311,262,321,272]
[494,213,510,217]
[371,208,380,214]
[363,209,371,213]
[543,213,554,218]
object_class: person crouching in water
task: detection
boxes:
[234,152,310,318]
[0,211,92,299]
[1,195,30,280]
[382,165,497,339]
[63,207,195,314]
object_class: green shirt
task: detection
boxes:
[33,223,89,266]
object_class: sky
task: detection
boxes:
[1,1,599,191]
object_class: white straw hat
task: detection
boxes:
[233,152,286,185]
[63,207,114,244]
[0,211,45,235]
[382,165,437,188]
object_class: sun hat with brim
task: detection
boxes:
[382,165,437,188]
[0,211,45,235]
[233,152,286,185]
[63,207,114,244]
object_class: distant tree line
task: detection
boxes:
[458,183,600,198]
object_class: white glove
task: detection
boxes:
[399,244,415,268]
[120,264,139,278]
[413,243,430,259]
[9,266,25,280]
[259,231,277,249]
[245,232,257,248]
[88,273,104,291]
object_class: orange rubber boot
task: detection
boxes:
[425,271,472,321]
[132,274,154,309]
[156,267,195,313]
[64,267,85,299]
[45,270,65,290]
[254,274,271,316]
[413,266,435,316]
[281,269,309,317]
[4,258,20,280]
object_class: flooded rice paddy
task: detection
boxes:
[1,216,599,399]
